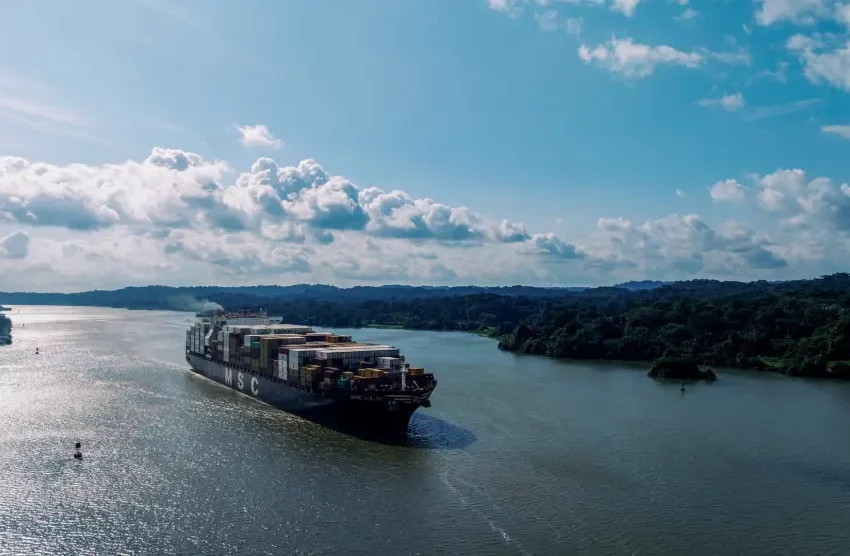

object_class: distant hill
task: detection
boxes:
[614,280,670,291]
[2,275,846,315]
[0,284,590,311]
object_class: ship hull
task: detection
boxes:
[186,353,428,435]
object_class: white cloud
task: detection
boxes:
[710,179,747,203]
[704,47,752,66]
[582,214,787,275]
[747,98,820,120]
[0,147,544,287]
[787,35,850,91]
[488,0,518,13]
[236,124,283,149]
[745,169,850,236]
[822,124,850,138]
[535,9,560,31]
[2,147,826,290]
[676,8,700,19]
[577,38,749,78]
[698,92,745,111]
[578,38,704,77]
[760,61,790,83]
[488,0,605,15]
[611,0,640,17]
[676,189,686,198]
[0,230,29,259]
[755,0,829,25]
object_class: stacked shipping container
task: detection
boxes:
[188,320,426,392]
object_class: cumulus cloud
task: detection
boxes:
[698,92,745,111]
[528,233,585,259]
[787,35,850,91]
[236,124,282,149]
[611,0,640,17]
[755,0,829,25]
[3,147,848,290]
[0,229,29,259]
[0,148,535,248]
[750,169,850,233]
[578,38,704,77]
[710,179,747,203]
[582,214,787,276]
[0,148,234,231]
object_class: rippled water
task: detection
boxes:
[1,306,850,555]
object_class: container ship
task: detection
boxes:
[185,309,437,434]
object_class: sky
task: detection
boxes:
[0,0,849,292]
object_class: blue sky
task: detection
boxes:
[0,0,849,290]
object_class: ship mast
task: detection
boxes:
[401,363,408,390]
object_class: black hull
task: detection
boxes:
[186,353,428,435]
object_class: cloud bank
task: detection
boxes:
[1,146,847,292]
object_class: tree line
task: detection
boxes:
[6,274,850,378]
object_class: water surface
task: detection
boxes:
[1,306,849,555]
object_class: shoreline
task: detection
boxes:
[6,304,849,381]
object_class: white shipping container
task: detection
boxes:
[378,357,401,369]
[244,334,260,347]
[223,351,230,363]
[277,359,288,381]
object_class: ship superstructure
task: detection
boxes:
[185,309,436,434]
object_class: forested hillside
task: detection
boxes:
[5,275,850,378]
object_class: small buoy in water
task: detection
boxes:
[681,381,686,392]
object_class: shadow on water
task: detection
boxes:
[303,410,477,450]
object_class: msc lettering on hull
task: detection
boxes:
[223,367,259,396]
[350,395,384,402]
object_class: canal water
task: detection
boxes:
[1,306,849,555]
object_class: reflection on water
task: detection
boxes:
[1,306,850,556]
